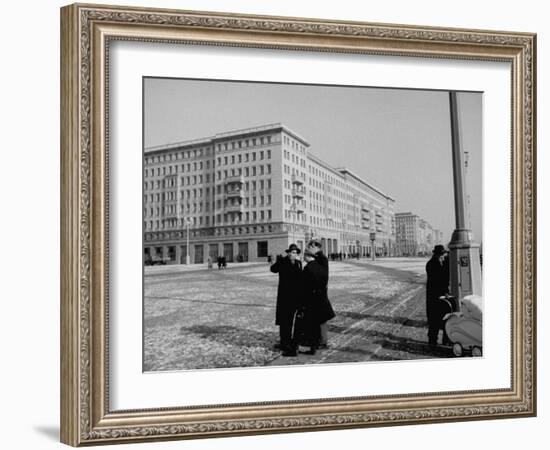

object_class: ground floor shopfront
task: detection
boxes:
[144,223,394,264]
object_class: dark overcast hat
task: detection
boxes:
[307,239,322,248]
[432,245,448,255]
[285,243,301,254]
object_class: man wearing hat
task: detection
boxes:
[270,243,302,356]
[425,244,451,346]
[306,239,334,349]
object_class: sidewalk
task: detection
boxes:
[144,261,268,275]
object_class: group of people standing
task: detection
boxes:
[270,240,335,357]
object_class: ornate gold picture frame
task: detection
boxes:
[60,3,536,446]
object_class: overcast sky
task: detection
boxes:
[144,78,482,244]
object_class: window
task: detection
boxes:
[267,150,271,159]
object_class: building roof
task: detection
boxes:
[144,123,310,154]
[336,168,395,201]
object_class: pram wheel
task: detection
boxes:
[452,343,463,357]
[472,346,482,357]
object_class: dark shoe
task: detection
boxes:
[305,347,316,355]
[273,343,282,350]
[282,350,297,357]
[317,343,328,350]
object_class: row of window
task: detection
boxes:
[216,149,271,166]
[145,147,213,165]
[145,195,273,215]
[283,149,306,168]
[283,135,306,154]
[145,209,274,231]
[217,135,272,152]
[144,169,273,192]
[217,164,271,179]
[144,181,273,204]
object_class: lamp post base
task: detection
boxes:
[448,229,482,305]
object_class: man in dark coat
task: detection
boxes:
[307,239,333,348]
[426,244,451,346]
[299,249,336,355]
[270,243,302,356]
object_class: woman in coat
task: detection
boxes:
[270,243,302,356]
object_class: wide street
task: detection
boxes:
[143,257,454,372]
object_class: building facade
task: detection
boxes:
[143,123,395,264]
[394,212,444,256]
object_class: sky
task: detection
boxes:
[144,78,482,244]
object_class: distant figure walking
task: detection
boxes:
[270,244,302,356]
[425,245,451,346]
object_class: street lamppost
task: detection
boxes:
[370,232,376,261]
[448,91,482,303]
[185,218,190,265]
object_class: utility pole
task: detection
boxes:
[185,218,190,265]
[448,91,482,305]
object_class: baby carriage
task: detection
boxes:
[444,294,483,357]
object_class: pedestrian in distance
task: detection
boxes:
[270,244,302,356]
[207,256,213,270]
[306,239,335,349]
[425,244,452,346]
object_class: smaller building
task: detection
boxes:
[394,212,444,256]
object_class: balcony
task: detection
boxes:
[361,221,370,230]
[225,203,244,214]
[361,213,370,221]
[375,211,383,218]
[225,175,244,185]
[376,218,384,225]
[291,187,305,199]
[225,189,244,200]
[291,202,305,214]
[291,173,306,185]
[361,204,370,213]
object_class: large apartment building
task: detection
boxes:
[143,123,395,263]
[394,212,443,256]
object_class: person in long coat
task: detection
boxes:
[298,249,336,355]
[425,244,451,346]
[306,239,333,348]
[270,243,302,356]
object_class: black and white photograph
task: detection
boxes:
[142,78,483,371]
